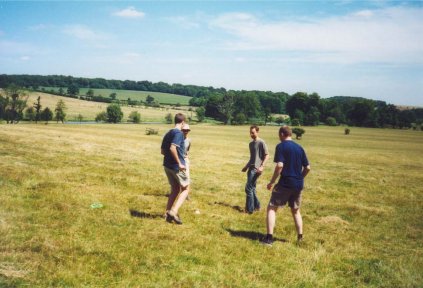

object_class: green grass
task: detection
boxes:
[42,87,192,105]
[0,124,422,287]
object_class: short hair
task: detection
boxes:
[174,113,186,124]
[279,125,292,137]
[250,125,259,132]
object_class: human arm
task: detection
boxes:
[257,153,269,174]
[302,165,311,178]
[267,162,283,190]
[170,144,185,170]
[242,162,250,172]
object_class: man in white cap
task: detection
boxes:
[182,124,191,200]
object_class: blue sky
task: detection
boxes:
[1,1,422,106]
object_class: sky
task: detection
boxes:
[1,1,422,106]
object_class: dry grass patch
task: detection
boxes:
[0,124,422,287]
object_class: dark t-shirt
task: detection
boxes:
[273,140,309,192]
[161,128,185,170]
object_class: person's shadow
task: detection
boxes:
[213,201,244,213]
[225,228,287,243]
[129,209,163,219]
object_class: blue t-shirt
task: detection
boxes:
[273,140,309,192]
[161,128,186,170]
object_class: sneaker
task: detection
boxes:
[260,235,273,246]
[166,211,183,225]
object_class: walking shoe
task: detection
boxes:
[296,234,303,246]
[260,235,273,246]
[166,211,183,225]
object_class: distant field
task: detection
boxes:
[26,92,195,122]
[42,87,192,105]
[0,124,422,287]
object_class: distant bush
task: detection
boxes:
[145,128,159,135]
[291,118,301,126]
[234,113,246,125]
[345,128,350,135]
[326,117,337,126]
[128,111,141,123]
[196,107,205,122]
[106,104,123,123]
[165,113,172,124]
[95,111,107,122]
[292,127,305,140]
[275,116,285,125]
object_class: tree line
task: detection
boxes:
[1,74,422,128]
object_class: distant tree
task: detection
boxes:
[41,107,53,123]
[25,107,36,122]
[95,111,107,122]
[128,111,141,123]
[58,87,64,95]
[146,95,155,105]
[34,96,42,123]
[348,100,375,127]
[345,128,350,135]
[106,104,123,123]
[109,92,117,101]
[3,84,28,124]
[67,84,79,97]
[292,127,305,140]
[77,114,84,123]
[54,99,67,123]
[217,92,235,125]
[196,107,206,122]
[165,113,173,124]
[86,89,94,100]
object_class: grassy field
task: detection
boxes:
[42,87,192,105]
[26,92,195,122]
[0,124,422,287]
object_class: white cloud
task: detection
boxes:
[210,7,423,64]
[165,16,200,29]
[28,24,48,31]
[20,56,30,61]
[353,10,374,18]
[113,7,145,18]
[63,25,108,41]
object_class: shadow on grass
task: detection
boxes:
[213,201,244,213]
[225,228,287,243]
[129,209,163,219]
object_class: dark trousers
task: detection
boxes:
[245,168,261,213]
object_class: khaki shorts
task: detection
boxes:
[164,166,190,187]
[269,185,302,209]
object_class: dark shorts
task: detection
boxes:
[269,185,302,209]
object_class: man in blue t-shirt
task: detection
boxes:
[261,126,311,246]
[161,113,190,225]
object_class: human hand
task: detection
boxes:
[267,183,273,190]
[257,166,264,174]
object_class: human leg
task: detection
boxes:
[291,208,303,236]
[266,205,278,235]
[166,183,180,211]
[245,168,258,213]
[170,185,189,216]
